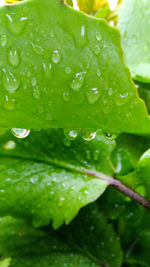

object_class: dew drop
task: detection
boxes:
[62,91,70,102]
[115,92,129,106]
[86,87,100,104]
[108,87,113,96]
[8,48,20,67]
[32,43,44,56]
[65,67,71,74]
[82,130,96,141]
[42,62,52,79]
[65,129,78,140]
[6,14,28,35]
[96,31,102,41]
[63,139,71,147]
[75,25,88,48]
[105,132,118,140]
[51,50,61,64]
[33,87,40,99]
[0,34,7,47]
[58,196,65,207]
[93,150,100,161]
[94,45,101,55]
[12,128,30,139]
[3,140,16,150]
[31,77,37,87]
[3,95,15,110]
[97,69,101,77]
[3,69,20,93]
[70,71,86,91]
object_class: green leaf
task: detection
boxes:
[111,133,150,176]
[138,82,150,114]
[118,0,150,83]
[0,129,116,228]
[0,205,123,267]
[0,258,11,267]
[0,0,150,134]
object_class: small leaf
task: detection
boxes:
[118,0,150,83]
[0,129,115,228]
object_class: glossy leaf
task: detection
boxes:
[0,0,149,134]
[0,205,122,267]
[0,129,116,228]
[118,0,150,83]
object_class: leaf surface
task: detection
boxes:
[0,0,150,134]
[0,129,116,228]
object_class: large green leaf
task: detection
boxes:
[118,0,150,83]
[0,129,116,228]
[0,0,150,134]
[0,204,123,267]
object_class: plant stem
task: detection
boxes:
[85,170,150,211]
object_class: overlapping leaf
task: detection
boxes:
[0,204,123,267]
[118,0,150,83]
[0,0,150,134]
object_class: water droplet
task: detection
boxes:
[93,150,100,161]
[8,48,20,67]
[96,31,102,41]
[58,196,65,207]
[50,31,54,38]
[12,128,30,139]
[97,69,101,77]
[105,132,118,140]
[0,34,7,47]
[3,140,16,150]
[63,139,71,147]
[94,45,101,55]
[33,87,40,99]
[82,130,96,141]
[62,91,70,102]
[32,43,44,55]
[70,71,86,91]
[3,95,15,110]
[6,14,28,35]
[86,87,100,104]
[115,92,129,106]
[51,50,61,64]
[65,129,78,140]
[42,62,52,79]
[75,25,88,48]
[108,87,113,96]
[31,77,37,87]
[3,69,20,93]
[65,67,71,74]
